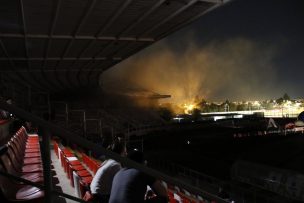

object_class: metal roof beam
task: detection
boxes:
[74,0,97,35]
[0,34,154,42]
[75,41,113,86]
[199,0,223,3]
[19,0,29,68]
[84,40,120,83]
[77,61,94,86]
[77,0,133,86]
[139,0,198,37]
[65,0,131,86]
[0,70,107,73]
[44,0,62,59]
[0,40,16,69]
[0,38,44,91]
[57,0,98,89]
[156,3,220,40]
[43,0,63,90]
[117,0,166,37]
[19,0,49,91]
[61,0,97,65]
[0,57,122,61]
[92,41,115,58]
[96,0,133,36]
[87,41,131,81]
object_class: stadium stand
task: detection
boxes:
[4,100,302,202]
[52,134,225,203]
[0,0,240,202]
[0,119,11,145]
[0,120,228,203]
[0,127,44,202]
[48,100,166,144]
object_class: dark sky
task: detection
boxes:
[106,0,304,102]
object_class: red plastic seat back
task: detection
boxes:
[5,145,23,172]
[0,162,18,199]
[83,191,94,201]
[0,152,19,177]
[8,141,24,163]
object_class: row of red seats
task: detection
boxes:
[166,183,211,203]
[0,119,9,125]
[82,153,101,174]
[53,141,214,203]
[168,189,205,203]
[168,190,207,203]
[53,141,94,198]
[0,126,44,202]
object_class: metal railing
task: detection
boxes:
[149,159,226,193]
[0,99,229,203]
[231,161,304,202]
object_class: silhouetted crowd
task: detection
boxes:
[87,138,168,203]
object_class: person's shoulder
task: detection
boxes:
[108,159,121,167]
[124,168,139,172]
[118,167,138,175]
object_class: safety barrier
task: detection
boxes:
[0,99,229,203]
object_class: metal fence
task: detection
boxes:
[0,99,229,203]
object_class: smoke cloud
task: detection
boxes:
[103,38,279,104]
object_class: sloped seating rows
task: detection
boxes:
[54,141,94,198]
[82,153,100,174]
[0,163,44,203]
[54,140,211,203]
[167,185,208,203]
[0,126,44,202]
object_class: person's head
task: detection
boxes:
[108,137,126,156]
[127,148,145,164]
[0,145,8,156]
[6,99,12,105]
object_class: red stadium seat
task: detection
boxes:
[0,161,44,202]
[8,142,42,165]
[4,136,43,176]
[69,165,86,187]
[53,141,59,158]
[79,176,93,198]
[0,150,43,183]
[77,170,91,177]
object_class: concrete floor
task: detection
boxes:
[51,148,79,203]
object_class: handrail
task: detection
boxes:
[0,171,86,203]
[0,99,229,203]
[0,119,10,125]
[0,119,11,145]
[150,159,226,188]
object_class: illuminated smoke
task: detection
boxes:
[103,38,278,104]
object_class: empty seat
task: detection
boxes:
[82,153,101,174]
[8,142,42,165]
[53,141,59,158]
[79,176,93,198]
[73,170,93,198]
[0,162,44,202]
[63,157,78,174]
[0,153,43,183]
[69,165,86,187]
[6,144,43,174]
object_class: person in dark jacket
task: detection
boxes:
[109,149,168,203]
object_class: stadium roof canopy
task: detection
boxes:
[0,0,229,93]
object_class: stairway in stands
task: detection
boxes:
[53,137,212,203]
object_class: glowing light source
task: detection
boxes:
[183,103,196,114]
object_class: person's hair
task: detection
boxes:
[127,148,144,164]
[108,137,125,155]
[0,145,8,156]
